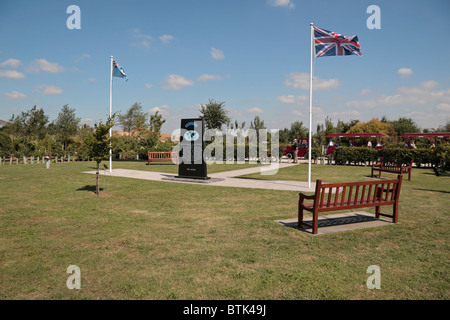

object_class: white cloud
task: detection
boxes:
[211,47,225,60]
[346,81,450,109]
[277,95,308,106]
[36,84,63,96]
[82,118,94,123]
[131,29,153,48]
[437,103,450,111]
[74,54,90,63]
[247,107,264,114]
[150,104,170,116]
[285,72,339,91]
[88,78,97,82]
[359,88,371,96]
[27,59,64,73]
[0,58,22,68]
[197,74,222,81]
[291,110,303,116]
[329,109,362,120]
[3,91,27,100]
[162,75,194,90]
[397,67,413,78]
[0,70,25,79]
[268,0,295,9]
[159,34,175,44]
[145,83,153,89]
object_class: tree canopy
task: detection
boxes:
[199,99,230,130]
[55,104,81,151]
[118,102,147,133]
[346,119,396,136]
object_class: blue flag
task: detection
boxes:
[113,60,128,81]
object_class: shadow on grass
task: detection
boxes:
[413,188,450,194]
[76,185,103,192]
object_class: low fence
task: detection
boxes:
[0,155,86,165]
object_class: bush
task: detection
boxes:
[411,148,436,167]
[332,146,445,168]
[334,147,377,165]
[0,131,13,157]
[434,144,450,170]
[119,150,138,160]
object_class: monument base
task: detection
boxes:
[162,176,222,184]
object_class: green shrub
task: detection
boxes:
[434,144,450,170]
[334,147,377,165]
[0,131,13,157]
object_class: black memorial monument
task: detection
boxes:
[177,118,208,179]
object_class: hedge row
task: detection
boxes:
[333,146,450,168]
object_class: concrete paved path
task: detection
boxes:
[85,161,316,192]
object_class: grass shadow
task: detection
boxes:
[76,185,103,192]
[413,188,450,194]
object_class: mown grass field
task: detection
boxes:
[0,160,448,300]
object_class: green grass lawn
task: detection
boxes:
[0,160,448,300]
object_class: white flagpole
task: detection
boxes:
[308,23,314,189]
[109,55,113,173]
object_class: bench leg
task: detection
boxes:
[393,203,399,223]
[298,200,304,229]
[312,210,319,235]
[375,205,380,219]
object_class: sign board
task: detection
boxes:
[178,118,208,179]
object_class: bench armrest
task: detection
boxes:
[299,192,315,202]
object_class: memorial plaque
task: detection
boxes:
[178,118,208,179]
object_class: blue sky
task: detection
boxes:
[0,0,449,134]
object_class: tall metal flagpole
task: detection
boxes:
[308,23,314,189]
[109,56,113,173]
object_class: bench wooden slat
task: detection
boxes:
[334,187,340,207]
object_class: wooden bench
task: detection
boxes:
[371,158,413,181]
[298,175,403,234]
[148,151,178,165]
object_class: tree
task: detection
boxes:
[0,131,13,156]
[249,116,266,142]
[149,110,166,134]
[7,106,48,143]
[118,102,147,133]
[86,115,115,195]
[391,117,420,136]
[199,99,230,130]
[6,106,49,155]
[347,119,396,136]
[279,128,290,144]
[55,104,81,152]
[250,116,266,131]
[288,121,308,142]
[336,119,359,134]
[436,119,450,132]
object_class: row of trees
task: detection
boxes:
[200,99,449,147]
[0,103,173,159]
[1,99,449,159]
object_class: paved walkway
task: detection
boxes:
[85,161,316,192]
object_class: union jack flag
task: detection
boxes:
[113,60,128,81]
[314,27,362,58]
